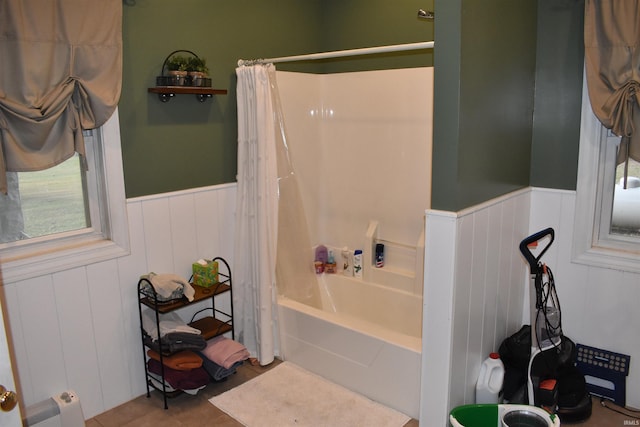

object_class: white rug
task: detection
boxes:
[209,362,411,427]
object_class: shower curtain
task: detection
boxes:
[233,64,279,365]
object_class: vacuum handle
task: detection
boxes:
[519,227,554,272]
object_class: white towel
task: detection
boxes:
[145,272,195,302]
[142,309,201,340]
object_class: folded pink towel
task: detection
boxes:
[201,336,250,369]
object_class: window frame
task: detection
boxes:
[573,75,640,273]
[0,109,130,283]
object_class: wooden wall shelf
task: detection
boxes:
[148,86,228,103]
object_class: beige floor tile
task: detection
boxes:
[87,361,634,427]
[85,419,103,427]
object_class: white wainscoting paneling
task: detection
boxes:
[1,184,236,419]
[420,210,457,425]
[421,188,530,425]
[529,187,640,408]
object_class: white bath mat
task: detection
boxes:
[209,361,411,427]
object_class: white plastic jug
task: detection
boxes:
[476,352,505,404]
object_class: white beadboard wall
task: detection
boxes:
[421,188,531,424]
[529,187,640,410]
[421,186,640,425]
[1,183,236,419]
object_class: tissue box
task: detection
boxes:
[192,260,219,287]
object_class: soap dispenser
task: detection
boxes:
[325,250,337,274]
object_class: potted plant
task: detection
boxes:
[186,56,209,87]
[165,54,189,86]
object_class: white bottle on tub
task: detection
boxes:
[353,249,363,278]
[342,247,353,276]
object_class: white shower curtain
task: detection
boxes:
[233,64,279,365]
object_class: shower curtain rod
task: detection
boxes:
[237,41,434,67]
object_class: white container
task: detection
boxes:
[342,247,353,276]
[476,352,505,404]
[353,249,363,278]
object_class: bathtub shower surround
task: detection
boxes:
[274,67,433,419]
[278,274,422,418]
[277,67,432,292]
[277,69,433,266]
[312,220,425,296]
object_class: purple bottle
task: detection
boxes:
[314,245,328,274]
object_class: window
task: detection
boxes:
[573,78,640,273]
[0,109,130,283]
[5,152,89,243]
[614,162,640,233]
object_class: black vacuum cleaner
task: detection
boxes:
[501,228,592,423]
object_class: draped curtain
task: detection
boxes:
[0,0,122,193]
[0,173,24,243]
[584,0,640,185]
[233,64,280,365]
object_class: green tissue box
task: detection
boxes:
[192,260,219,287]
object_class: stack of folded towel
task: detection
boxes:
[197,335,250,381]
[141,309,206,353]
[141,272,196,302]
[141,308,249,388]
[146,350,209,394]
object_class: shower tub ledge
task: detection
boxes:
[277,274,422,419]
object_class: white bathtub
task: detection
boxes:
[277,273,423,419]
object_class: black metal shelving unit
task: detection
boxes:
[137,257,233,409]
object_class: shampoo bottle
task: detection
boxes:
[353,249,363,278]
[375,243,385,268]
[342,247,353,276]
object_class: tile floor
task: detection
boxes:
[86,359,636,426]
[86,359,417,427]
[581,398,640,427]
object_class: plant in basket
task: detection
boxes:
[186,56,210,87]
[165,54,189,86]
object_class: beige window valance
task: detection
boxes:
[0,0,122,193]
[584,0,640,186]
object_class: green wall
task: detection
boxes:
[120,0,585,211]
[120,0,325,198]
[530,0,584,190]
[431,0,538,211]
[318,0,434,73]
[120,0,433,198]
[431,0,584,210]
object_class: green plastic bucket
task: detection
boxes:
[449,404,560,427]
[449,404,499,427]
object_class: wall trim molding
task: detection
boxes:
[127,182,237,204]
